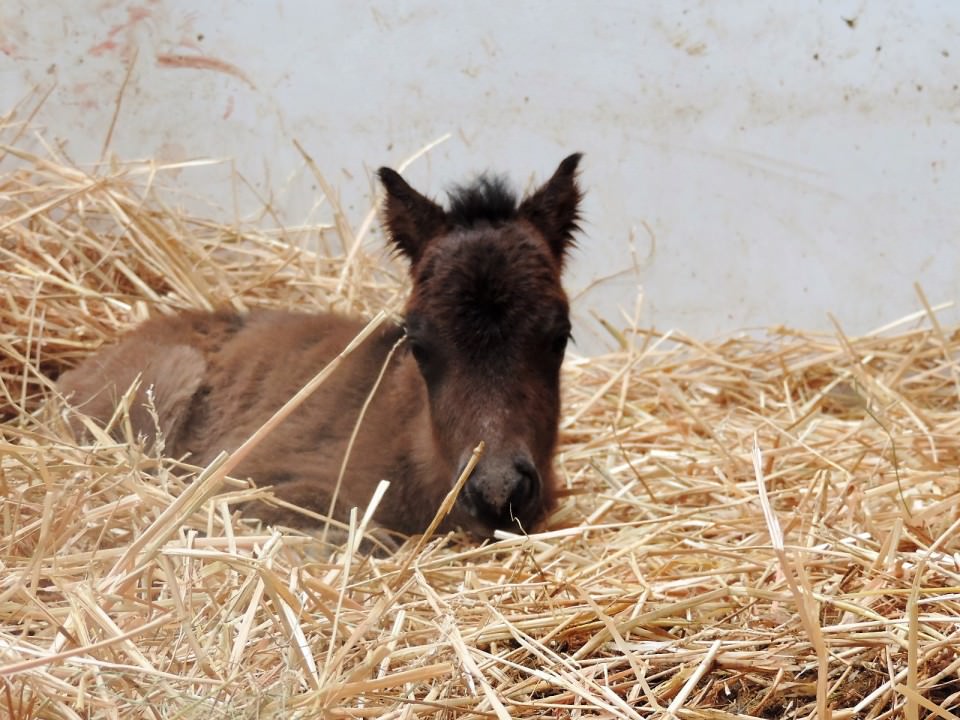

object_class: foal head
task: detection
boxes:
[378,154,583,535]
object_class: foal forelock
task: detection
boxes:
[411,227,567,360]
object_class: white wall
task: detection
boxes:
[3,1,958,351]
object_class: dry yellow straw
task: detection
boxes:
[3,119,960,719]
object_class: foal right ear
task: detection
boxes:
[378,168,448,264]
[518,153,583,266]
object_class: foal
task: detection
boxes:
[59,154,583,537]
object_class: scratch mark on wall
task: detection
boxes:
[156,53,256,90]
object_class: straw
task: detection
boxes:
[2,120,960,718]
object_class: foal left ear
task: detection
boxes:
[518,153,584,264]
[378,167,448,265]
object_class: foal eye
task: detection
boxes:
[550,331,570,356]
[408,339,431,367]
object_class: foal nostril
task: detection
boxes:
[509,457,540,510]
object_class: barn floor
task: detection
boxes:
[2,136,960,719]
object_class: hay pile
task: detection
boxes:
[2,129,960,719]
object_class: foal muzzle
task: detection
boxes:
[456,452,542,531]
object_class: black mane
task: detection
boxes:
[445,174,519,228]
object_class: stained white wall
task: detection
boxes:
[3,1,959,351]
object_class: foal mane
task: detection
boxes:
[445,175,519,228]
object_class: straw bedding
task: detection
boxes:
[2,129,959,719]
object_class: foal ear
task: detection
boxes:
[378,168,448,264]
[518,153,584,264]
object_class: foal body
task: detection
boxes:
[63,309,445,533]
[60,155,584,537]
